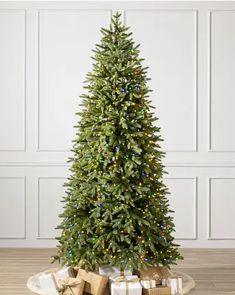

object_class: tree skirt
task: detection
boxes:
[27,270,195,295]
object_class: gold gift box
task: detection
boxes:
[142,286,171,295]
[77,269,108,295]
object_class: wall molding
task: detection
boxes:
[0,176,26,239]
[37,176,66,240]
[164,176,198,240]
[36,8,198,153]
[36,9,112,153]
[208,10,235,153]
[124,9,198,153]
[0,9,26,152]
[2,162,235,168]
[208,177,235,240]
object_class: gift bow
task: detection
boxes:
[113,275,139,295]
[141,277,155,288]
[152,272,160,280]
[114,275,139,283]
[57,278,82,295]
[141,272,160,288]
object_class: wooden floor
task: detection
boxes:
[0,248,235,295]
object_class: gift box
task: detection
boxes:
[142,286,171,295]
[110,275,142,295]
[55,267,75,285]
[78,269,108,295]
[57,277,85,295]
[39,267,75,294]
[39,272,59,295]
[141,279,156,289]
[166,276,182,295]
[134,267,161,285]
[134,266,173,285]
[99,265,132,277]
[104,285,111,295]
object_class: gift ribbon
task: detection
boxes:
[57,278,82,295]
[113,275,139,295]
[149,280,153,289]
[142,272,160,288]
[142,271,160,283]
[152,272,160,280]
[176,277,182,293]
[45,270,82,295]
[167,276,182,294]
[149,279,154,289]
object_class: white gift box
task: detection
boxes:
[166,277,182,295]
[140,279,156,289]
[39,266,75,294]
[99,265,132,278]
[39,273,59,295]
[110,275,142,295]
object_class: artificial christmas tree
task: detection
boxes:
[53,12,183,272]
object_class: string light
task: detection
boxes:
[54,12,182,270]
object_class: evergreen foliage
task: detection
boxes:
[53,12,183,271]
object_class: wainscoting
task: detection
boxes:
[0,1,235,247]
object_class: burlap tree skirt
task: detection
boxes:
[27,269,196,294]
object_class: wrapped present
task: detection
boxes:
[110,275,142,295]
[142,286,171,295]
[55,267,75,285]
[135,266,173,285]
[39,267,75,294]
[57,277,85,295]
[39,271,59,294]
[166,276,182,295]
[104,285,111,295]
[141,279,156,289]
[134,267,161,285]
[78,269,108,295]
[99,265,132,277]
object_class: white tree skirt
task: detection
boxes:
[27,270,195,295]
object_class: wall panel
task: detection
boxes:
[38,177,66,239]
[125,10,198,152]
[0,177,25,239]
[209,178,235,239]
[0,10,25,151]
[38,10,111,151]
[165,177,197,240]
[209,11,235,152]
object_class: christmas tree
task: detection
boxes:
[53,12,183,271]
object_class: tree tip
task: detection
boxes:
[112,11,122,19]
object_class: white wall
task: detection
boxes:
[0,1,235,248]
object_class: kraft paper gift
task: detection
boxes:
[142,286,171,295]
[57,277,85,295]
[78,269,108,295]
